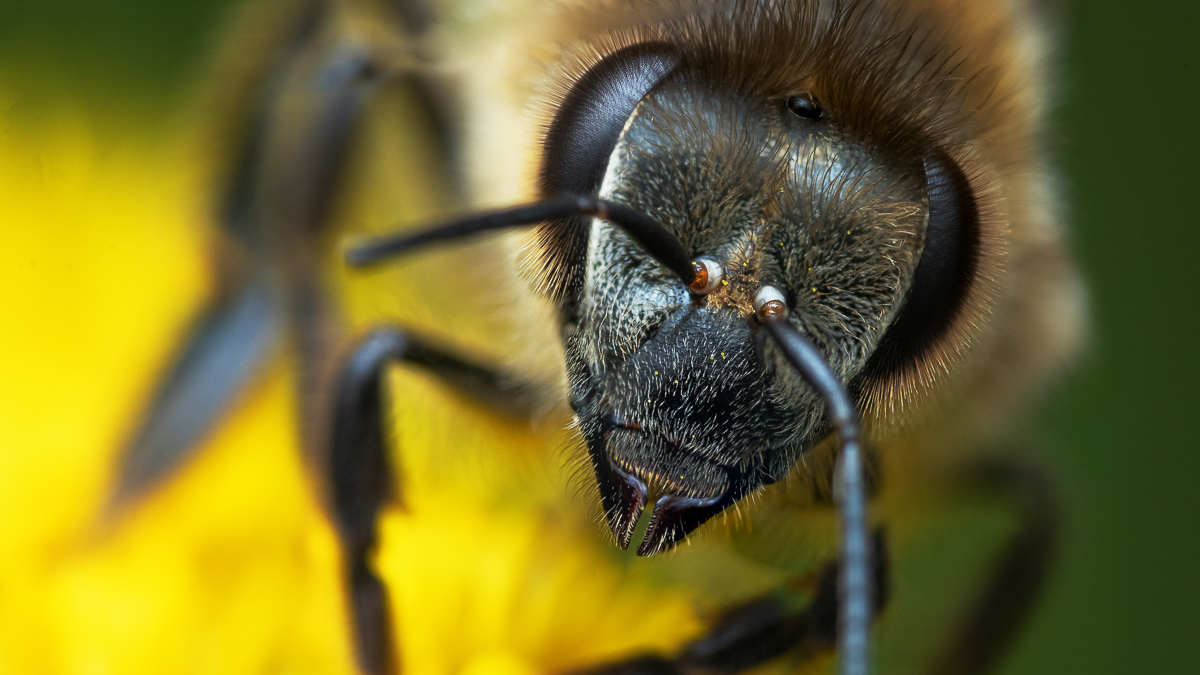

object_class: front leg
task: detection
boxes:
[328,327,536,675]
[567,530,891,675]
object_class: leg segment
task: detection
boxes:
[329,327,535,675]
[568,530,890,675]
[330,331,403,675]
[927,458,1060,675]
[109,276,280,512]
[110,0,457,510]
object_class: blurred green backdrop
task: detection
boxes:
[1,0,1196,672]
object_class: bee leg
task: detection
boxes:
[330,330,401,675]
[569,530,890,675]
[329,327,536,675]
[247,11,465,465]
[109,0,452,511]
[928,458,1059,675]
[107,275,281,512]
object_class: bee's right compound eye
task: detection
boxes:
[688,258,724,295]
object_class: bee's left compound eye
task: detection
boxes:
[688,258,725,294]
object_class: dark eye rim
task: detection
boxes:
[851,146,981,390]
[785,93,824,120]
[533,42,682,308]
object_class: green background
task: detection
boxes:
[2,1,1197,672]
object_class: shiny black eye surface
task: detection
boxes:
[785,94,823,120]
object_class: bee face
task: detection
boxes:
[555,49,929,552]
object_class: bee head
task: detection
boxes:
[556,66,935,555]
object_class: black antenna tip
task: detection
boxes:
[344,238,403,269]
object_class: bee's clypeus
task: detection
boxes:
[113,1,1085,674]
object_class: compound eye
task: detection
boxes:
[755,285,789,321]
[688,258,725,295]
[785,94,823,120]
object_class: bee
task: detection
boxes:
[111,0,1086,673]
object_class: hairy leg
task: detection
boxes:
[328,327,536,675]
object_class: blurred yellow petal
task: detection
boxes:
[0,96,354,675]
